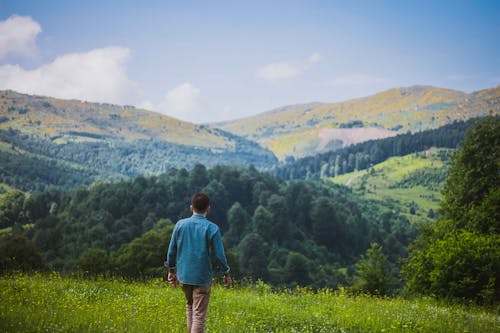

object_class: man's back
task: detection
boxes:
[167,214,228,286]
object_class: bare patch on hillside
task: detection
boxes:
[317,127,396,151]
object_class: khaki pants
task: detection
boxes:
[181,284,211,333]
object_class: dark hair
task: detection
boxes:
[191,192,210,213]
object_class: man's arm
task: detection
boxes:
[165,227,179,286]
[212,227,231,287]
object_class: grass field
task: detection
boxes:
[329,148,451,223]
[1,274,498,332]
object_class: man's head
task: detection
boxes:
[191,192,210,214]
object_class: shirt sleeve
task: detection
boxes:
[165,226,178,269]
[212,227,230,274]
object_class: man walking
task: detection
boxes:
[165,192,231,333]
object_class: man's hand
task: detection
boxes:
[224,273,232,288]
[167,270,178,287]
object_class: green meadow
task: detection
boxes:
[329,148,451,222]
[1,274,498,333]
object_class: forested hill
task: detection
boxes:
[0,91,277,191]
[272,117,484,180]
[215,85,500,159]
[1,164,416,289]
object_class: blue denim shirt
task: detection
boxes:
[165,214,230,285]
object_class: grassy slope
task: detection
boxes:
[1,274,497,333]
[215,85,500,159]
[329,148,451,223]
[0,90,235,150]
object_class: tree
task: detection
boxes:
[352,243,393,295]
[440,115,500,233]
[0,234,44,272]
[74,248,110,276]
[239,233,269,280]
[284,252,311,286]
[252,205,273,240]
[403,116,500,303]
[224,202,250,247]
[404,231,499,303]
[0,190,25,228]
[112,228,172,278]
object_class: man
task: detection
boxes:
[165,192,231,333]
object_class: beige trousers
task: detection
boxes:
[181,284,211,333]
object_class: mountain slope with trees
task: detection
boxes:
[272,117,483,181]
[0,91,278,191]
[215,85,500,159]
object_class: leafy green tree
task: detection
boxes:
[284,252,311,286]
[239,233,268,280]
[112,227,172,278]
[74,248,110,276]
[224,202,250,248]
[403,116,500,303]
[404,231,499,303]
[0,190,25,228]
[252,205,273,240]
[266,194,288,243]
[0,234,44,272]
[189,164,209,190]
[352,243,393,295]
[440,115,500,233]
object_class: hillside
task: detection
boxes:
[215,85,500,159]
[329,148,452,224]
[272,118,477,181]
[1,90,233,149]
[0,91,278,190]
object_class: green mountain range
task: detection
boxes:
[0,90,277,190]
[215,85,500,159]
[0,86,498,191]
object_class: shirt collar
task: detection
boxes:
[192,212,206,217]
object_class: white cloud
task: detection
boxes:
[447,74,477,81]
[156,83,201,122]
[138,100,155,111]
[308,52,322,64]
[328,73,390,86]
[0,15,41,60]
[258,52,322,81]
[0,47,138,104]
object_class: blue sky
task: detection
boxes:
[0,0,498,123]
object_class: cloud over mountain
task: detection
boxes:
[0,47,137,105]
[0,15,41,60]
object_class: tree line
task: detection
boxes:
[0,127,277,192]
[272,118,482,180]
[0,163,416,290]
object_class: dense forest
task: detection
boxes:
[273,118,483,180]
[0,127,277,191]
[0,163,416,290]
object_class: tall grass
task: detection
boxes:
[0,274,498,332]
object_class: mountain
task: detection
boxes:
[215,85,500,159]
[0,90,277,191]
[272,118,479,181]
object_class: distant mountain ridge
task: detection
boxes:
[0,90,277,190]
[0,90,255,151]
[214,85,500,159]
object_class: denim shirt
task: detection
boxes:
[165,214,230,286]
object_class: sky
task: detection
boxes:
[0,0,499,123]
